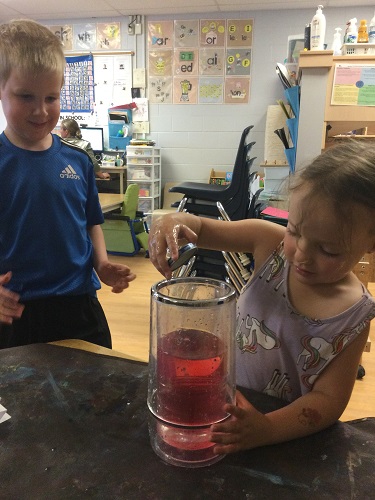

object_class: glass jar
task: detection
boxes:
[147,277,236,467]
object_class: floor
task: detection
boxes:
[97,253,375,423]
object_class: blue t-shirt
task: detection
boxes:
[0,132,104,300]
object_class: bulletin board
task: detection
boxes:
[147,18,253,105]
[59,52,133,126]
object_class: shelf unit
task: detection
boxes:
[296,51,375,169]
[297,51,375,285]
[126,146,161,213]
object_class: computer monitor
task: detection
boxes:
[80,127,104,153]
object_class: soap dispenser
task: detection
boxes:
[331,27,342,55]
[345,18,358,43]
[310,5,326,51]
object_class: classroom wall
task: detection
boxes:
[147,7,374,185]
[34,6,375,187]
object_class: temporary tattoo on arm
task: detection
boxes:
[298,407,322,427]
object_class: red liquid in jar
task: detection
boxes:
[156,328,228,426]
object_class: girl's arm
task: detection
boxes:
[210,326,369,453]
[149,212,286,278]
[88,225,136,293]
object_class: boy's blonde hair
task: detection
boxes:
[0,19,66,85]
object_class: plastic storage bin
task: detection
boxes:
[127,166,154,180]
[138,198,160,213]
[263,165,290,193]
[126,146,161,213]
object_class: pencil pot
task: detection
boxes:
[147,277,236,467]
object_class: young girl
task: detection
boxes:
[60,118,110,180]
[148,140,375,454]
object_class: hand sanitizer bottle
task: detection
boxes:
[310,5,326,51]
[345,18,358,43]
[331,28,342,55]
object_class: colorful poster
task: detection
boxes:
[174,20,199,47]
[148,21,174,49]
[60,54,95,112]
[199,77,224,104]
[224,77,250,104]
[49,25,73,51]
[147,18,253,105]
[227,19,253,47]
[148,50,173,77]
[200,20,226,46]
[96,23,121,50]
[149,77,173,104]
[199,48,225,75]
[331,64,375,106]
[73,23,96,51]
[173,77,198,104]
[173,48,199,76]
[226,48,252,76]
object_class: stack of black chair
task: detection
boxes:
[169,126,262,290]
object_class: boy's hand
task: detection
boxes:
[0,272,24,324]
[96,262,136,293]
[210,390,272,454]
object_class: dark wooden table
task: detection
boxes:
[0,343,374,499]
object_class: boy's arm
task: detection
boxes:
[211,326,369,453]
[88,225,136,293]
[88,224,108,270]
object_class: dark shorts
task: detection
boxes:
[0,295,112,349]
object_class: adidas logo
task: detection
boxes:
[60,165,80,180]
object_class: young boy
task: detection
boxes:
[0,19,135,348]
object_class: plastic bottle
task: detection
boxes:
[357,20,368,43]
[345,18,358,43]
[369,12,375,43]
[331,27,342,55]
[310,5,326,51]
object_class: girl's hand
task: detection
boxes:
[0,272,24,324]
[148,215,198,278]
[210,390,272,454]
[97,262,136,293]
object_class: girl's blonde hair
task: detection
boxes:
[0,19,66,85]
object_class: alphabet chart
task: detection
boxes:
[148,18,253,104]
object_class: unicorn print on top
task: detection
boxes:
[236,244,375,402]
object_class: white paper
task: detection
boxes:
[0,403,11,423]
[132,98,149,121]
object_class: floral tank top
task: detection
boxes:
[236,243,375,402]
